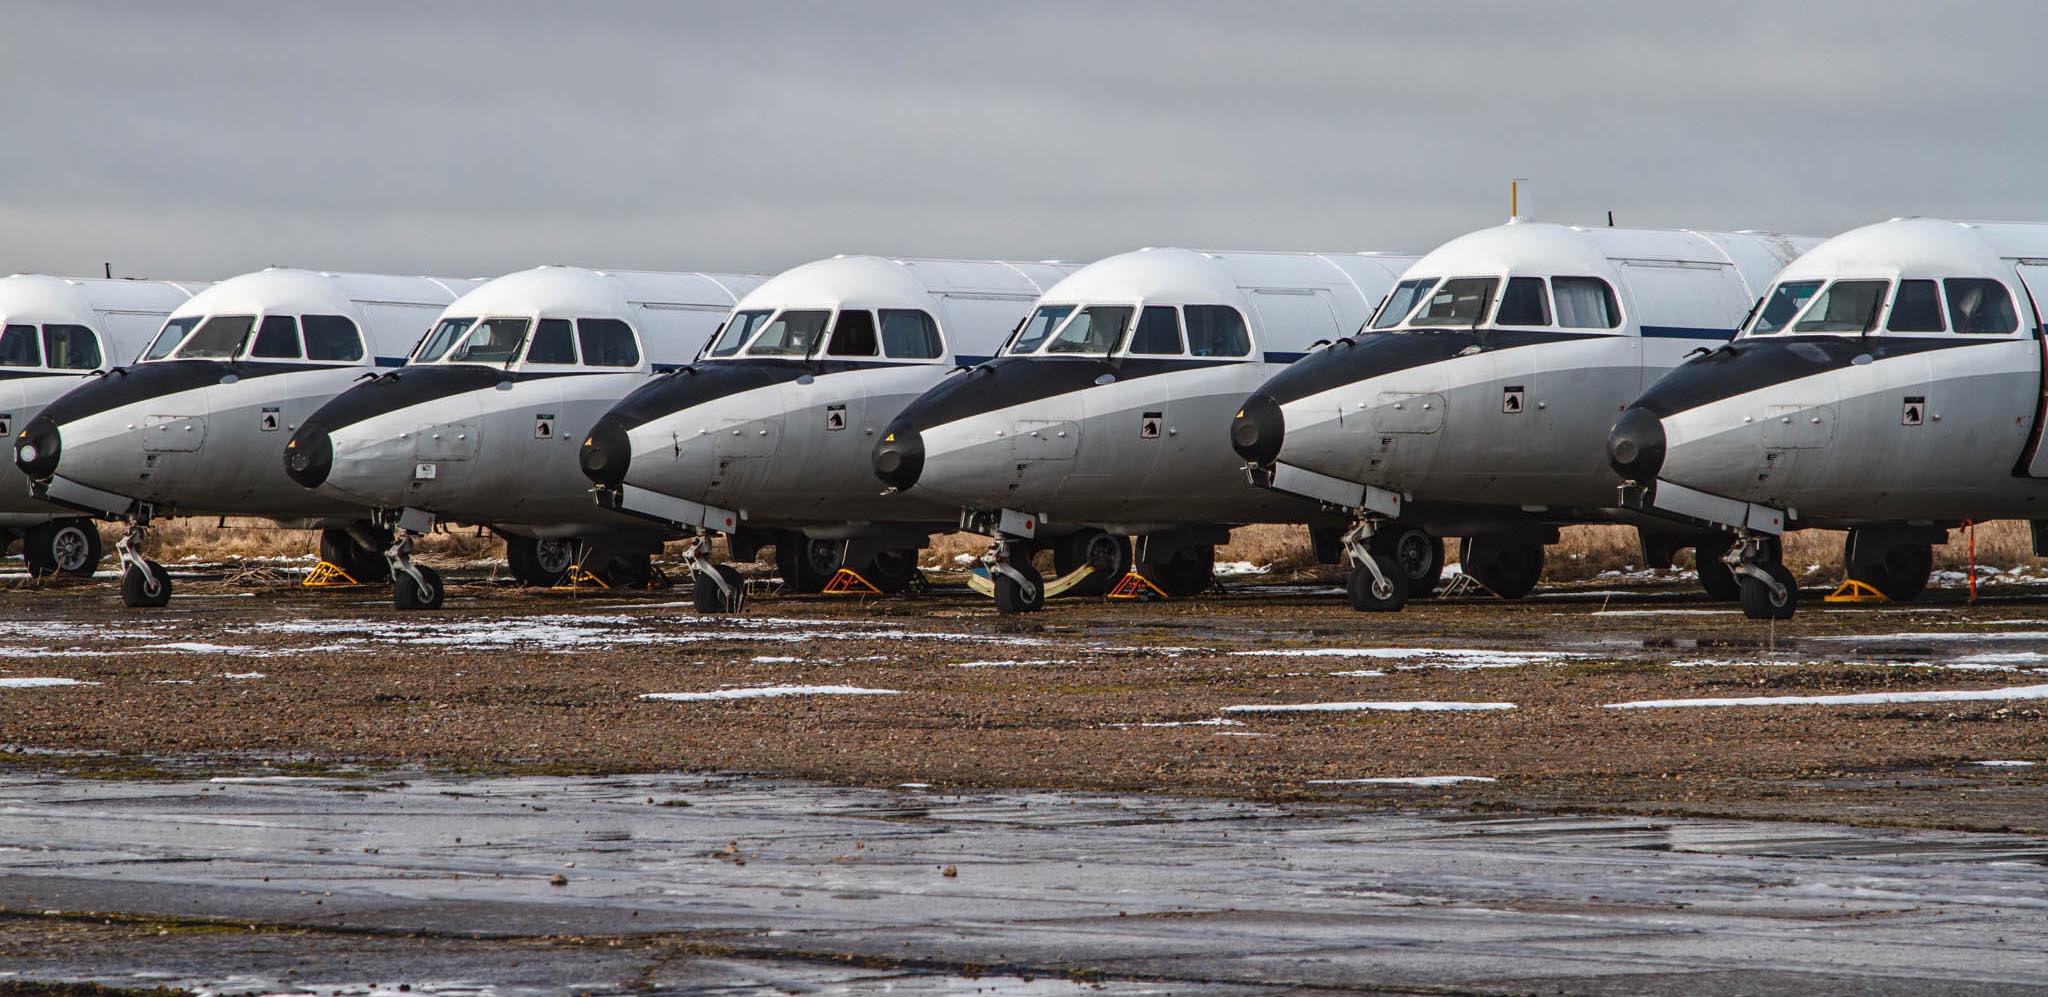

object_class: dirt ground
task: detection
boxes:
[1,563,2045,836]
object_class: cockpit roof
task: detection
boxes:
[1036,248,1417,306]
[167,268,479,321]
[439,266,764,320]
[1402,221,1815,292]
[0,274,206,326]
[1777,218,2048,282]
[733,256,1077,312]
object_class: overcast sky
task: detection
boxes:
[5,1,2043,281]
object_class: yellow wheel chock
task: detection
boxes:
[555,566,611,590]
[823,568,882,596]
[1824,579,1888,603]
[301,560,361,587]
[1105,570,1168,601]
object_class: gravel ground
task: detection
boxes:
[1,566,2044,834]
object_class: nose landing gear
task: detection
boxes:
[1340,520,1410,612]
[383,528,444,610]
[1729,534,1798,620]
[114,508,172,608]
[985,537,1045,615]
[685,534,747,613]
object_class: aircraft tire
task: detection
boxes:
[1345,553,1409,612]
[862,549,922,594]
[394,565,445,610]
[1737,560,1797,620]
[25,519,102,578]
[1053,530,1130,597]
[1845,536,1932,603]
[321,528,391,583]
[1461,538,1544,600]
[506,537,575,587]
[993,558,1045,615]
[776,535,842,593]
[1139,546,1214,598]
[692,564,746,613]
[119,559,173,608]
[1370,526,1443,598]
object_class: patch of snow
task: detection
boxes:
[1212,561,1270,577]
[1963,759,2037,768]
[0,648,128,658]
[1606,683,2048,709]
[1814,632,2048,643]
[1328,669,1388,678]
[1308,775,1497,786]
[221,672,266,680]
[1589,609,1740,617]
[640,685,900,702]
[749,656,800,663]
[1231,647,1578,670]
[1224,700,1515,714]
[1138,718,1245,728]
[952,659,1076,668]
[0,677,98,688]
[898,782,932,789]
[953,554,977,566]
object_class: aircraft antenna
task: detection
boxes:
[1607,211,1615,227]
[1509,178,1528,222]
[104,262,111,278]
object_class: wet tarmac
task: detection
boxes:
[3,772,2047,994]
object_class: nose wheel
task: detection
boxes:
[1729,535,1797,620]
[113,511,171,609]
[986,538,1044,615]
[385,531,444,610]
[1340,520,1410,612]
[685,534,748,614]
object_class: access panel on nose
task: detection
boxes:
[413,422,480,461]
[142,414,206,453]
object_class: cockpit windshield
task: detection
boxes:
[708,309,771,358]
[1407,278,1497,326]
[1043,305,1132,354]
[142,316,200,361]
[1748,280,1822,335]
[448,318,531,363]
[744,310,831,356]
[1007,305,1074,355]
[416,317,476,362]
[1791,280,1888,333]
[1371,279,1436,329]
[173,315,255,359]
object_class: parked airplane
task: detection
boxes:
[1231,221,1815,611]
[579,255,1077,612]
[1,274,206,576]
[1610,218,2048,619]
[282,266,764,608]
[873,248,1417,613]
[15,269,480,606]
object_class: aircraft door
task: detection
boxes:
[2011,264,2048,476]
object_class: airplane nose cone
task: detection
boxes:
[13,415,60,479]
[1607,406,1667,483]
[872,426,924,491]
[1231,393,1285,465]
[580,415,631,487]
[283,423,333,489]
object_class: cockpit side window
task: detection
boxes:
[745,310,830,356]
[0,324,40,367]
[1044,305,1133,354]
[1551,277,1620,329]
[1410,278,1498,325]
[250,315,301,358]
[416,317,474,362]
[1184,305,1252,357]
[577,318,639,366]
[175,315,255,359]
[303,315,365,361]
[1886,280,1946,333]
[1945,278,2019,334]
[1128,306,1184,355]
[1748,280,1822,335]
[1494,277,1551,326]
[1008,305,1074,355]
[1792,280,1887,333]
[450,317,531,363]
[144,316,201,360]
[880,309,942,359]
[42,325,100,370]
[1371,279,1436,329]
[709,309,770,358]
[826,309,878,357]
[526,319,577,364]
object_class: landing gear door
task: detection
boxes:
[2011,264,2048,477]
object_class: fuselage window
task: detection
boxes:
[826,309,879,357]
[1792,279,1888,333]
[1411,277,1498,325]
[1184,305,1252,357]
[1748,280,1822,335]
[416,317,475,362]
[1551,277,1620,329]
[1886,280,1946,333]
[880,309,942,359]
[1371,279,1436,329]
[745,310,830,357]
[1494,276,1552,326]
[577,318,640,366]
[710,309,770,358]
[42,325,101,370]
[450,317,531,363]
[1008,305,1074,355]
[144,316,201,360]
[175,315,255,359]
[0,324,40,367]
[1945,278,2019,334]
[1044,305,1132,354]
[526,319,577,364]
[250,315,302,358]
[1128,306,1184,355]
[303,315,365,361]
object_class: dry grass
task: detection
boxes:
[114,518,498,564]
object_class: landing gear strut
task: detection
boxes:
[986,537,1044,615]
[1730,534,1797,620]
[384,529,444,611]
[685,534,746,613]
[115,507,171,608]
[1339,519,1409,612]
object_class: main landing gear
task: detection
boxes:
[114,507,172,608]
[14,518,103,578]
